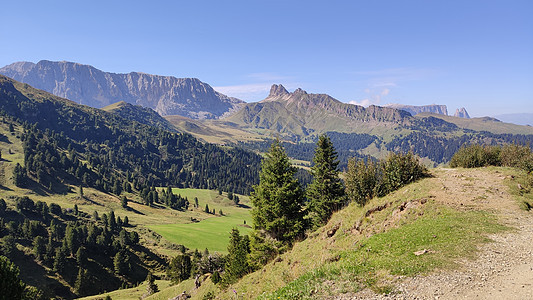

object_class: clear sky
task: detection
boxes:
[1,0,531,117]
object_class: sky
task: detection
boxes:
[0,0,532,117]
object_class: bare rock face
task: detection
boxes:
[454,107,470,118]
[385,103,449,116]
[0,60,244,119]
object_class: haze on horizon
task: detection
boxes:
[0,0,531,118]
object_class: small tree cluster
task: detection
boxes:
[345,152,429,206]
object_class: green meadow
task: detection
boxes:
[149,188,253,253]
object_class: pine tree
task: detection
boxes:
[167,254,192,284]
[0,256,26,299]
[306,134,346,227]
[53,247,66,273]
[222,228,250,285]
[121,196,128,209]
[250,139,305,243]
[32,236,46,260]
[75,267,89,295]
[145,272,159,295]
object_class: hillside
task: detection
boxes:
[221,167,533,299]
[415,113,533,135]
[102,101,178,133]
[0,60,244,119]
[84,166,533,299]
[0,74,260,195]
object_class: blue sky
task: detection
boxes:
[1,0,531,117]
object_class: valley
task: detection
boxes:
[0,69,532,299]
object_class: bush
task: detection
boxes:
[450,144,501,168]
[345,152,429,206]
[450,143,533,172]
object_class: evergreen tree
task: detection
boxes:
[0,255,26,300]
[53,247,66,273]
[221,228,250,285]
[121,196,128,209]
[250,139,305,243]
[13,163,26,187]
[32,236,46,261]
[113,250,129,275]
[78,185,84,198]
[74,267,89,295]
[167,254,192,284]
[306,134,346,227]
[0,198,6,215]
[145,272,159,295]
[205,204,210,214]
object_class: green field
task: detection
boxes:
[148,188,253,253]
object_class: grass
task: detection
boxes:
[505,170,533,211]
[213,171,510,300]
[260,206,506,299]
[78,279,172,300]
[148,188,253,253]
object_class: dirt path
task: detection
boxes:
[352,168,533,300]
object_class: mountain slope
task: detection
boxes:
[0,74,260,194]
[0,60,244,119]
[102,101,177,132]
[217,167,530,299]
[224,84,411,140]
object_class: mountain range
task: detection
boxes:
[0,60,244,119]
[2,60,533,167]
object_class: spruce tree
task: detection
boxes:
[250,139,305,243]
[145,272,159,295]
[306,134,346,227]
[0,256,26,299]
[221,228,250,285]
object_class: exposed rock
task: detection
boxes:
[454,107,471,118]
[385,103,449,116]
[268,84,289,97]
[0,60,244,119]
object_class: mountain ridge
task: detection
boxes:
[0,60,244,119]
[224,84,411,139]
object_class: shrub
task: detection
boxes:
[345,152,429,206]
[450,143,532,172]
[450,144,501,168]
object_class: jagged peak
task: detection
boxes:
[454,107,470,118]
[269,84,289,97]
[293,88,307,95]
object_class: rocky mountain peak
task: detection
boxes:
[454,107,470,118]
[293,88,307,95]
[0,60,244,119]
[269,84,289,97]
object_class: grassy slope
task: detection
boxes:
[219,168,509,299]
[0,122,252,258]
[148,188,253,253]
[416,113,533,135]
[81,167,522,300]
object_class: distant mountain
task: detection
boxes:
[494,113,533,126]
[454,107,470,118]
[385,103,448,116]
[0,60,244,119]
[224,84,410,140]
